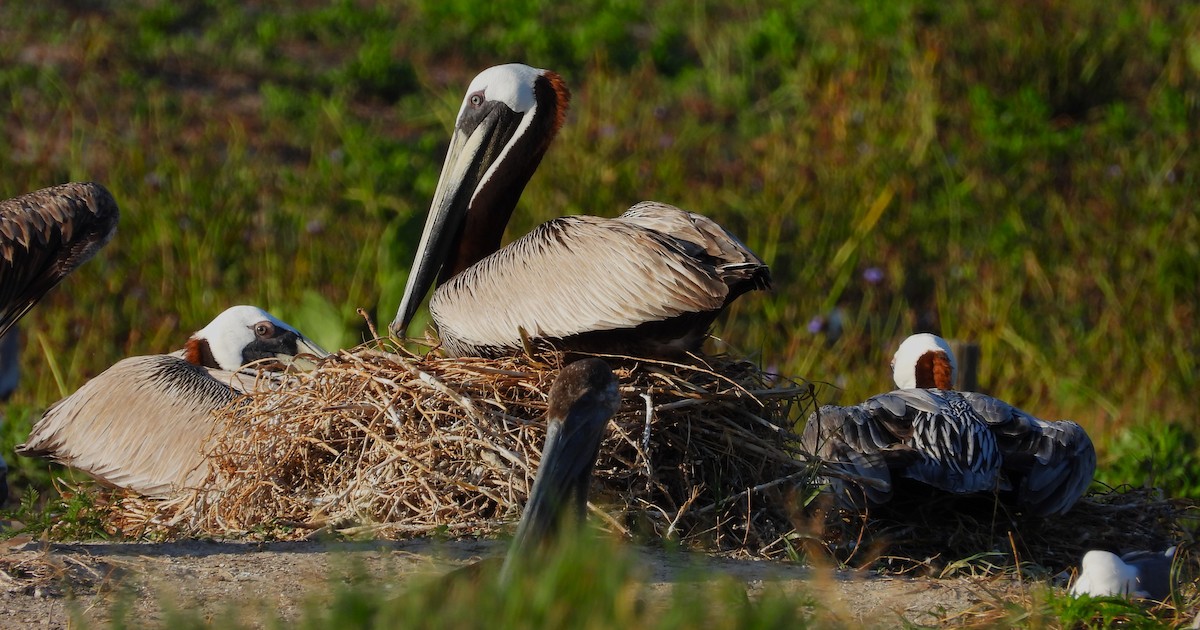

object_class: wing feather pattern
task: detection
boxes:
[0,182,119,338]
[17,355,243,497]
[961,391,1096,516]
[801,388,1006,509]
[430,202,769,356]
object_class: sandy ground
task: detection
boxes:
[0,535,1029,628]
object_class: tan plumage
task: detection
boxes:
[433,202,769,357]
[0,182,119,339]
[17,306,327,498]
[391,64,769,358]
[19,356,249,496]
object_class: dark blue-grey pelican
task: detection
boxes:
[18,305,328,498]
[802,333,1096,517]
[0,181,120,504]
[390,64,770,358]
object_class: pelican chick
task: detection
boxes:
[801,333,1095,517]
[391,63,769,358]
[17,305,327,498]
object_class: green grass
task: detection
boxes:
[1,0,1199,625]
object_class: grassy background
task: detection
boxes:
[1,1,1198,498]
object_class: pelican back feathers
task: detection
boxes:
[431,202,770,357]
[17,355,246,497]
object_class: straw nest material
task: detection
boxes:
[807,484,1199,575]
[88,340,1196,571]
[104,340,818,551]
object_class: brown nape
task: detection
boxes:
[539,71,571,148]
[183,337,220,369]
[914,351,954,389]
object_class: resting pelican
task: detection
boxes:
[390,63,770,358]
[1071,547,1177,600]
[801,333,1096,517]
[17,305,328,498]
[0,181,119,504]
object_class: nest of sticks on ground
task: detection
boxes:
[802,483,1199,577]
[103,339,818,553]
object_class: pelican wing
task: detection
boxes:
[800,398,921,506]
[430,202,769,356]
[17,355,238,497]
[0,182,119,338]
[803,388,1005,507]
[961,391,1096,516]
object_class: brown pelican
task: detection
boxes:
[434,359,618,586]
[501,358,619,574]
[801,333,1096,517]
[1,182,119,339]
[1071,547,1177,600]
[390,63,770,358]
[17,305,328,498]
[0,181,119,505]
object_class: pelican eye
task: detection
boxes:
[254,321,275,337]
[469,92,484,108]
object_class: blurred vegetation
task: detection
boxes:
[0,1,1197,498]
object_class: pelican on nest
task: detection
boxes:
[18,305,327,498]
[801,333,1096,517]
[390,63,770,359]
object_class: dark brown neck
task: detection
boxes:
[440,72,570,282]
[914,351,953,389]
[184,337,219,369]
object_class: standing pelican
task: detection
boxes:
[390,64,770,358]
[0,181,119,505]
[801,333,1095,517]
[17,305,328,498]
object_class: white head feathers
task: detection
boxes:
[460,63,544,118]
[892,333,957,389]
[190,305,299,371]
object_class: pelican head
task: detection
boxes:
[1071,550,1146,598]
[390,63,571,338]
[500,358,619,580]
[892,333,956,389]
[185,305,329,371]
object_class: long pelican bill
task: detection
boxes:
[390,105,524,339]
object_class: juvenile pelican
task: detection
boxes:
[390,64,770,358]
[801,333,1096,517]
[18,305,328,498]
[496,358,618,581]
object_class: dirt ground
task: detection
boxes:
[0,535,1032,628]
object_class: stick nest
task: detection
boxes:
[104,341,817,552]
[807,485,1198,575]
